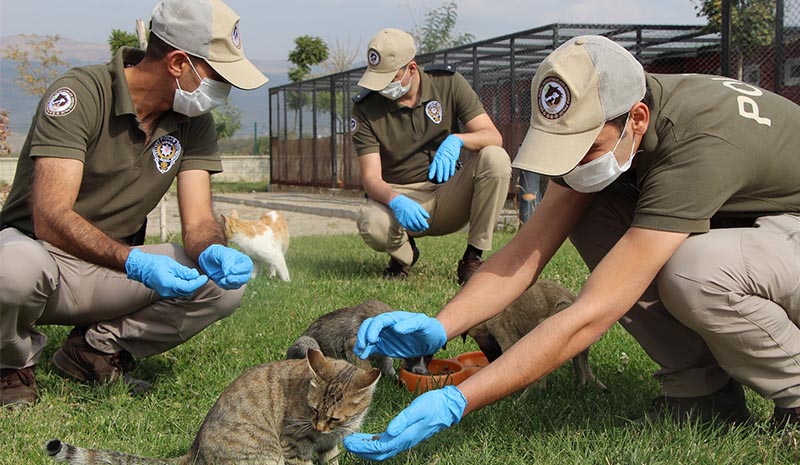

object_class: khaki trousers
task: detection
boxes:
[357,146,512,265]
[569,182,800,408]
[0,227,245,370]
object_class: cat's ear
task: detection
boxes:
[306,348,330,379]
[220,213,228,224]
[354,368,381,392]
[231,210,240,219]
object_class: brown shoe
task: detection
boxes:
[638,378,752,425]
[457,257,483,285]
[384,238,419,280]
[52,327,151,394]
[1,367,37,408]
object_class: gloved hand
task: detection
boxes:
[428,134,463,183]
[197,244,254,289]
[354,310,446,360]
[125,248,208,298]
[344,385,467,461]
[388,195,430,232]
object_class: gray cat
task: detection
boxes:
[286,299,431,377]
[466,279,607,393]
[46,349,380,465]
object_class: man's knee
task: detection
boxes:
[207,285,246,321]
[656,240,720,329]
[476,146,512,178]
[0,232,59,305]
[357,206,391,252]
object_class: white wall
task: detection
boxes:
[0,156,270,184]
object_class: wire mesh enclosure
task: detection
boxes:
[270,4,800,189]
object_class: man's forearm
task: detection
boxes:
[34,209,131,271]
[457,128,502,152]
[182,220,227,262]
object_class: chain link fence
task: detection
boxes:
[270,2,800,189]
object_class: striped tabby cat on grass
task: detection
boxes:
[221,209,290,282]
[46,349,380,465]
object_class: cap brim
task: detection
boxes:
[208,58,269,90]
[358,69,397,91]
[512,124,603,176]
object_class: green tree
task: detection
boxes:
[212,99,244,140]
[411,1,475,54]
[108,29,141,56]
[2,34,68,97]
[692,0,775,80]
[288,35,329,82]
[287,35,329,136]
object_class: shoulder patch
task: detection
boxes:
[424,64,456,74]
[45,87,77,117]
[351,88,372,103]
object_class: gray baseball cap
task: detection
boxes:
[150,0,268,90]
[513,35,645,176]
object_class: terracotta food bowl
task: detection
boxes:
[398,351,489,395]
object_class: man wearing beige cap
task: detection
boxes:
[351,28,511,283]
[0,0,268,407]
[345,35,800,459]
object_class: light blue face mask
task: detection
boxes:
[379,67,411,100]
[173,59,232,117]
[563,114,638,193]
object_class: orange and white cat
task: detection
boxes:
[220,209,290,282]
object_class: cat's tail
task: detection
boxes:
[45,438,184,465]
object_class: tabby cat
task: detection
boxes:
[46,349,380,465]
[221,209,290,282]
[285,299,431,378]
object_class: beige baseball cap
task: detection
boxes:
[150,0,268,90]
[357,28,416,91]
[512,35,645,176]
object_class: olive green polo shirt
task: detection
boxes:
[630,73,800,233]
[552,73,800,233]
[351,69,485,184]
[0,47,222,240]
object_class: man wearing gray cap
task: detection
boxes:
[345,35,800,459]
[351,28,511,283]
[0,0,268,407]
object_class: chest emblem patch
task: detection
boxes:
[44,87,77,117]
[425,101,443,124]
[152,135,182,174]
[538,76,571,120]
[349,117,358,133]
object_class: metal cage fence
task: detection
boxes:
[269,5,800,189]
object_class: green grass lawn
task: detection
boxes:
[2,231,796,464]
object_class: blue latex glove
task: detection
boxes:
[428,134,463,183]
[344,385,467,461]
[354,310,446,360]
[125,248,208,298]
[388,195,430,232]
[197,244,254,289]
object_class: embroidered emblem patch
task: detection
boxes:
[538,76,571,120]
[349,117,358,133]
[368,48,381,66]
[425,101,443,124]
[44,87,77,117]
[231,20,241,49]
[152,135,182,174]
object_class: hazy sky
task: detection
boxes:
[1,0,704,63]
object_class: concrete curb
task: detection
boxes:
[213,194,360,220]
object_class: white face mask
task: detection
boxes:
[563,115,638,193]
[173,59,231,117]
[379,67,411,100]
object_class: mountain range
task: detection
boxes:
[0,35,291,150]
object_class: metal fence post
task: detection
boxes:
[721,0,732,77]
[775,0,785,94]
